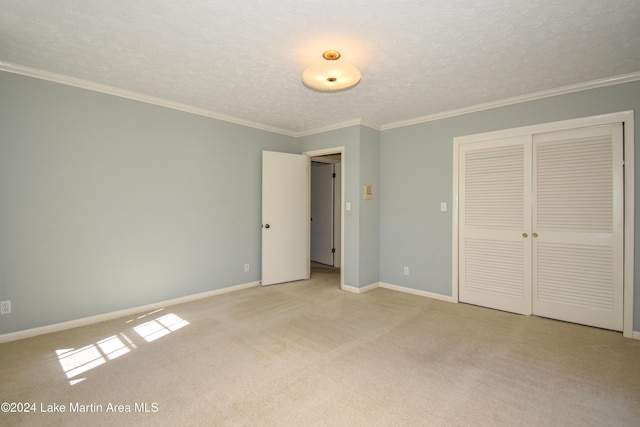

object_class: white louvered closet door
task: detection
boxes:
[459,136,532,315]
[532,124,623,330]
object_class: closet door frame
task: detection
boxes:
[452,111,635,338]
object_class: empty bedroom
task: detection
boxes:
[1,1,640,426]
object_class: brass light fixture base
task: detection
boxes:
[322,50,341,61]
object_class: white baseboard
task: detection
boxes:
[340,281,455,303]
[378,282,456,303]
[341,282,380,294]
[0,281,260,344]
[632,330,640,340]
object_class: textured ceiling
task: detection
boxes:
[1,0,640,135]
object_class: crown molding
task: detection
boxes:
[360,120,382,132]
[0,61,298,137]
[380,71,640,131]
[294,118,362,137]
[294,119,381,138]
[3,61,638,137]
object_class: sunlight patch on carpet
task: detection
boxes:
[133,313,190,342]
[55,310,189,384]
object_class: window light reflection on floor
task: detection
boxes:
[55,311,189,384]
[56,344,107,379]
[98,334,131,360]
[133,313,190,342]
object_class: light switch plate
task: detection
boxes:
[440,202,447,212]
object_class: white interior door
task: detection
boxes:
[311,162,335,265]
[459,136,532,314]
[261,151,309,286]
[532,124,623,330]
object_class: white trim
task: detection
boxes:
[340,284,361,293]
[7,62,636,138]
[304,146,346,289]
[341,281,458,302]
[379,282,456,303]
[454,112,635,144]
[296,120,381,137]
[633,331,640,340]
[341,282,379,294]
[451,141,460,304]
[297,119,362,137]
[623,115,635,338]
[360,121,382,132]
[452,111,634,338]
[0,281,259,344]
[0,61,383,138]
[381,72,640,131]
[0,61,297,137]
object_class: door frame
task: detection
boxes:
[451,111,635,338]
[304,146,345,288]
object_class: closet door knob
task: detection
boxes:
[264,224,270,229]
[522,233,528,238]
[532,232,539,238]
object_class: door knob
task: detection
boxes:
[522,233,528,238]
[532,232,538,238]
[264,224,270,229]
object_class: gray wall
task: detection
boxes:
[2,69,639,335]
[0,72,296,334]
[358,126,380,286]
[379,80,640,330]
[299,124,380,288]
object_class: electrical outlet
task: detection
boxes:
[403,266,409,276]
[244,264,250,272]
[0,300,11,315]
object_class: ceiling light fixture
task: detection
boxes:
[302,50,361,93]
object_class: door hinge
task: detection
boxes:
[332,173,336,178]
[332,248,336,253]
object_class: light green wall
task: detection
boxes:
[379,80,640,330]
[358,126,380,286]
[0,72,296,334]
[299,125,380,288]
[1,69,638,335]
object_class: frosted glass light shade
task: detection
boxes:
[302,55,361,92]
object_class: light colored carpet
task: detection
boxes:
[1,265,639,426]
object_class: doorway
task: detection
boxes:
[305,147,345,288]
[310,155,341,267]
